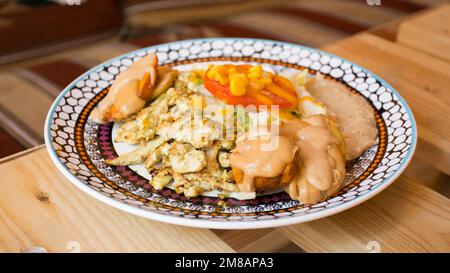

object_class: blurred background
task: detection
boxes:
[0,0,446,158]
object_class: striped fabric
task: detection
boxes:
[0,0,444,158]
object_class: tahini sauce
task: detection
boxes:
[281,115,346,203]
[90,54,156,123]
[230,132,297,192]
[230,114,346,204]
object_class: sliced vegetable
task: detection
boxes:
[137,72,152,100]
[203,64,298,108]
[204,76,262,106]
[264,83,297,105]
[229,73,248,96]
[273,75,295,92]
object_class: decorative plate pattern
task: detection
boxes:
[45,38,416,229]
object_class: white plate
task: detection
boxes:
[45,38,417,229]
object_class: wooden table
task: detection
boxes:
[1,4,449,253]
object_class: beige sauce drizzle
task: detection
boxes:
[229,114,346,203]
[90,54,156,123]
[281,115,346,204]
[230,132,297,192]
[112,79,145,118]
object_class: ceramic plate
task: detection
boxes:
[45,38,416,229]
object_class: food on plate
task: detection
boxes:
[230,133,298,192]
[90,53,177,123]
[281,115,346,204]
[305,75,377,160]
[93,54,378,204]
[203,64,298,108]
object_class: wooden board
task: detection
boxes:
[0,148,234,253]
[278,175,450,253]
[398,4,450,62]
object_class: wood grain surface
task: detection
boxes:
[278,175,450,252]
[398,4,450,62]
[0,148,234,253]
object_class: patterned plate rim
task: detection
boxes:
[44,38,417,229]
